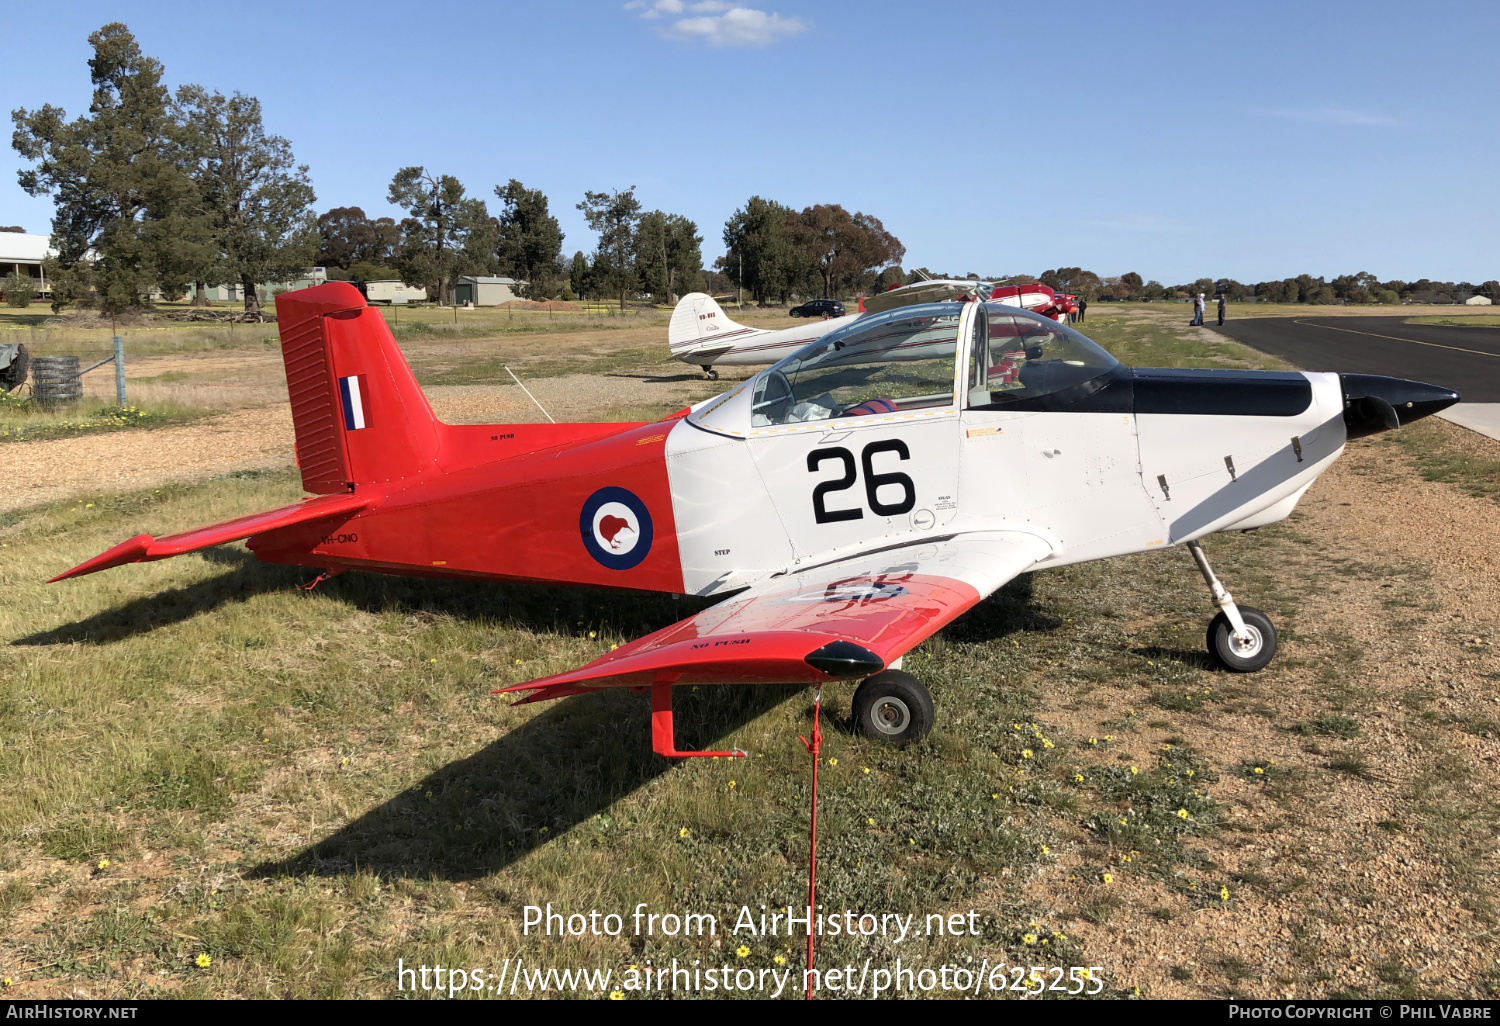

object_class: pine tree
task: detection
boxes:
[577,187,642,311]
[388,168,495,306]
[174,86,317,319]
[494,180,563,300]
[12,23,210,314]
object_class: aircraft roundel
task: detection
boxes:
[579,487,654,570]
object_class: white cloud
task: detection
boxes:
[1257,105,1396,127]
[625,2,807,46]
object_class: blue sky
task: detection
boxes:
[3,1,1494,284]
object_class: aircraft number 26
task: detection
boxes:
[807,440,916,523]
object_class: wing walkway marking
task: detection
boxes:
[1293,319,1500,359]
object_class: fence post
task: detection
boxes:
[113,334,126,407]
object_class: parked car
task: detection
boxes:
[789,298,845,318]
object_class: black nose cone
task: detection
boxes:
[1340,373,1461,439]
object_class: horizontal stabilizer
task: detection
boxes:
[50,492,368,581]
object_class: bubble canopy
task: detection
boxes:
[746,302,1122,426]
[750,304,962,427]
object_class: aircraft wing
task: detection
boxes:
[503,530,1055,702]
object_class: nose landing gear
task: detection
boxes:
[852,668,934,746]
[1187,539,1277,672]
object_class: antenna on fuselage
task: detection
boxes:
[504,365,556,424]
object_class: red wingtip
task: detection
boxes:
[49,533,155,582]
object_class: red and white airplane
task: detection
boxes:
[53,282,1458,757]
[669,280,1075,379]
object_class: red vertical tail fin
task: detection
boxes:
[275,283,440,493]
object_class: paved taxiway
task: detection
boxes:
[1211,315,1500,440]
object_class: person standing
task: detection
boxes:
[1078,296,1088,323]
[1216,294,1226,326]
[1192,292,1205,326]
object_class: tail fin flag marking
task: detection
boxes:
[339,374,370,430]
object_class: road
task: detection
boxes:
[1212,315,1500,402]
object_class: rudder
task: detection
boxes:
[276,282,440,493]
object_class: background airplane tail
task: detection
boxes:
[276,282,441,494]
[668,292,764,358]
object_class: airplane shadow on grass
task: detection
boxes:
[251,683,803,883]
[21,545,1052,881]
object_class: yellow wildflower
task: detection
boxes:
[1022,933,1037,945]
[1129,766,1138,775]
[196,954,212,968]
[1253,767,1264,775]
[1220,885,1230,901]
[1041,845,1050,855]
[828,758,838,766]
[1022,749,1033,759]
[1176,809,1189,820]
[1103,873,1113,884]
[1088,737,1098,745]
[736,946,750,958]
[774,955,786,966]
[97,858,110,870]
[679,827,689,838]
[862,767,870,774]
[610,990,625,1000]
[1104,735,1115,742]
[728,780,736,789]
[867,818,875,826]
[1073,773,1084,782]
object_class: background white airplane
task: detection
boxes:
[668,280,1074,379]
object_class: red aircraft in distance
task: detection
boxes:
[53,282,1459,760]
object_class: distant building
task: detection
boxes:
[363,280,427,304]
[1465,295,1493,306]
[454,276,524,306]
[188,269,328,304]
[0,232,54,297]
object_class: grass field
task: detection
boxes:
[1,304,1497,999]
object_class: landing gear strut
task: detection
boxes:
[700,365,718,380]
[1187,539,1277,672]
[852,669,934,746]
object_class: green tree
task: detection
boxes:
[4,271,36,307]
[1040,267,1103,300]
[577,186,641,310]
[493,180,564,300]
[568,250,592,300]
[388,167,495,305]
[11,23,209,314]
[634,210,702,305]
[174,86,316,319]
[789,204,905,299]
[316,206,399,271]
[722,196,803,305]
[1119,271,1144,299]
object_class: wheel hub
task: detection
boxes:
[871,697,912,735]
[1228,624,1263,658]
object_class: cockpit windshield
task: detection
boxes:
[751,305,960,427]
[967,304,1121,408]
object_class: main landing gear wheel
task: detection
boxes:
[1207,606,1277,673]
[701,365,718,380]
[852,670,934,747]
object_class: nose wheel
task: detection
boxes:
[1187,539,1278,672]
[852,669,933,746]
